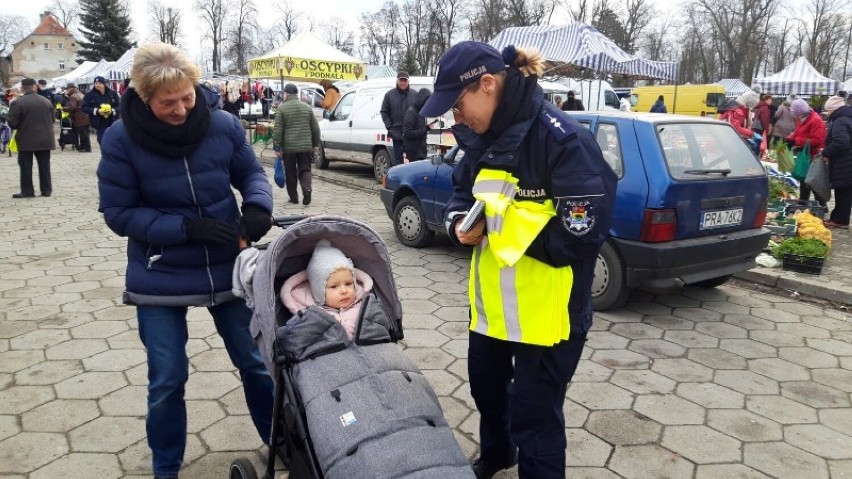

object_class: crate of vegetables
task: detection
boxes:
[772,237,828,275]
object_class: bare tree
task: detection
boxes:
[196,0,229,72]
[562,0,592,22]
[148,0,181,45]
[802,0,846,76]
[321,17,355,55]
[276,1,302,41]
[0,14,30,56]
[621,0,653,53]
[224,0,258,74]
[49,0,79,30]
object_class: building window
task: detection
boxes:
[57,43,64,50]
[43,42,49,50]
[59,61,65,71]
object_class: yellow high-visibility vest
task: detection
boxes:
[468,168,573,346]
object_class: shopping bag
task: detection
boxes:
[791,140,811,181]
[804,154,831,202]
[776,147,795,173]
[8,130,17,154]
[273,156,285,188]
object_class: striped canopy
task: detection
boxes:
[716,78,751,98]
[753,57,840,95]
[489,23,680,81]
[108,47,138,81]
[843,77,852,92]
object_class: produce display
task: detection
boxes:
[791,210,832,250]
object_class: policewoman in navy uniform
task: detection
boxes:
[420,42,617,479]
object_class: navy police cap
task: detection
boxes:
[420,41,507,117]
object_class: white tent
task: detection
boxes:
[489,24,680,81]
[52,61,98,87]
[76,59,115,85]
[843,77,852,92]
[109,47,138,81]
[248,31,365,81]
[716,78,751,98]
[753,57,840,95]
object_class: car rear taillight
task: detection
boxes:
[754,197,767,228]
[640,209,677,242]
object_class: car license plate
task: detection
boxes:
[701,208,743,229]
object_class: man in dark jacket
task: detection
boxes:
[83,76,120,145]
[37,79,55,104]
[273,83,321,205]
[560,90,585,111]
[61,83,92,152]
[7,78,56,198]
[381,71,415,167]
[402,88,433,162]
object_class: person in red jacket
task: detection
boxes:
[752,94,772,137]
[720,89,760,154]
[788,98,827,205]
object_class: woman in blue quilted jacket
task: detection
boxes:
[96,43,275,479]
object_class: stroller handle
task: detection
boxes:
[273,215,309,229]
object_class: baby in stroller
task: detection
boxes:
[241,216,474,479]
[280,239,368,340]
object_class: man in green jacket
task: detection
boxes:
[273,83,321,205]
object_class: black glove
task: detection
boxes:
[184,218,237,245]
[240,204,272,242]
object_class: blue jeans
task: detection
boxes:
[137,299,274,477]
[392,139,404,166]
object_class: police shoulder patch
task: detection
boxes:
[558,197,596,236]
[539,104,578,144]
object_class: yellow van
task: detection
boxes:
[630,85,728,117]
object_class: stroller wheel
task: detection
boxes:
[229,457,258,479]
[60,144,65,151]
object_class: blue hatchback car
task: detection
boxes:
[380,112,771,310]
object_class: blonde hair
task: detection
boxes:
[131,43,201,101]
[511,47,545,76]
[471,46,545,95]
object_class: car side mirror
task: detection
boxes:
[323,110,330,120]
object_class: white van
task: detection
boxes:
[543,78,620,111]
[318,76,439,181]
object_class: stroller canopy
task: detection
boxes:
[252,216,403,375]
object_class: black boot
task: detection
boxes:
[470,457,517,479]
[302,190,311,205]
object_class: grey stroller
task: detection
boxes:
[230,215,474,479]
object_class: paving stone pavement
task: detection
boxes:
[1,142,852,478]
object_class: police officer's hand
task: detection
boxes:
[456,218,485,246]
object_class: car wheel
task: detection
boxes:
[373,148,391,182]
[691,274,732,288]
[393,196,435,248]
[592,241,630,311]
[316,145,329,169]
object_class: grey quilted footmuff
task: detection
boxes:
[278,294,475,479]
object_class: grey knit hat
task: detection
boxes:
[737,90,761,109]
[306,239,355,305]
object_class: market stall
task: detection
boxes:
[247,31,365,83]
[753,57,840,96]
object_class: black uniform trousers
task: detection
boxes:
[18,150,52,196]
[74,125,92,151]
[829,185,852,225]
[469,329,586,479]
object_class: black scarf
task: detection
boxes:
[120,86,211,158]
[482,68,539,145]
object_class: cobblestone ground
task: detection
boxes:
[0,147,851,478]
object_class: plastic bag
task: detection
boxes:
[792,140,811,181]
[805,154,831,202]
[8,130,17,154]
[777,148,795,172]
[273,156,285,188]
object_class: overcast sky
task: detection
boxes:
[7,0,813,67]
